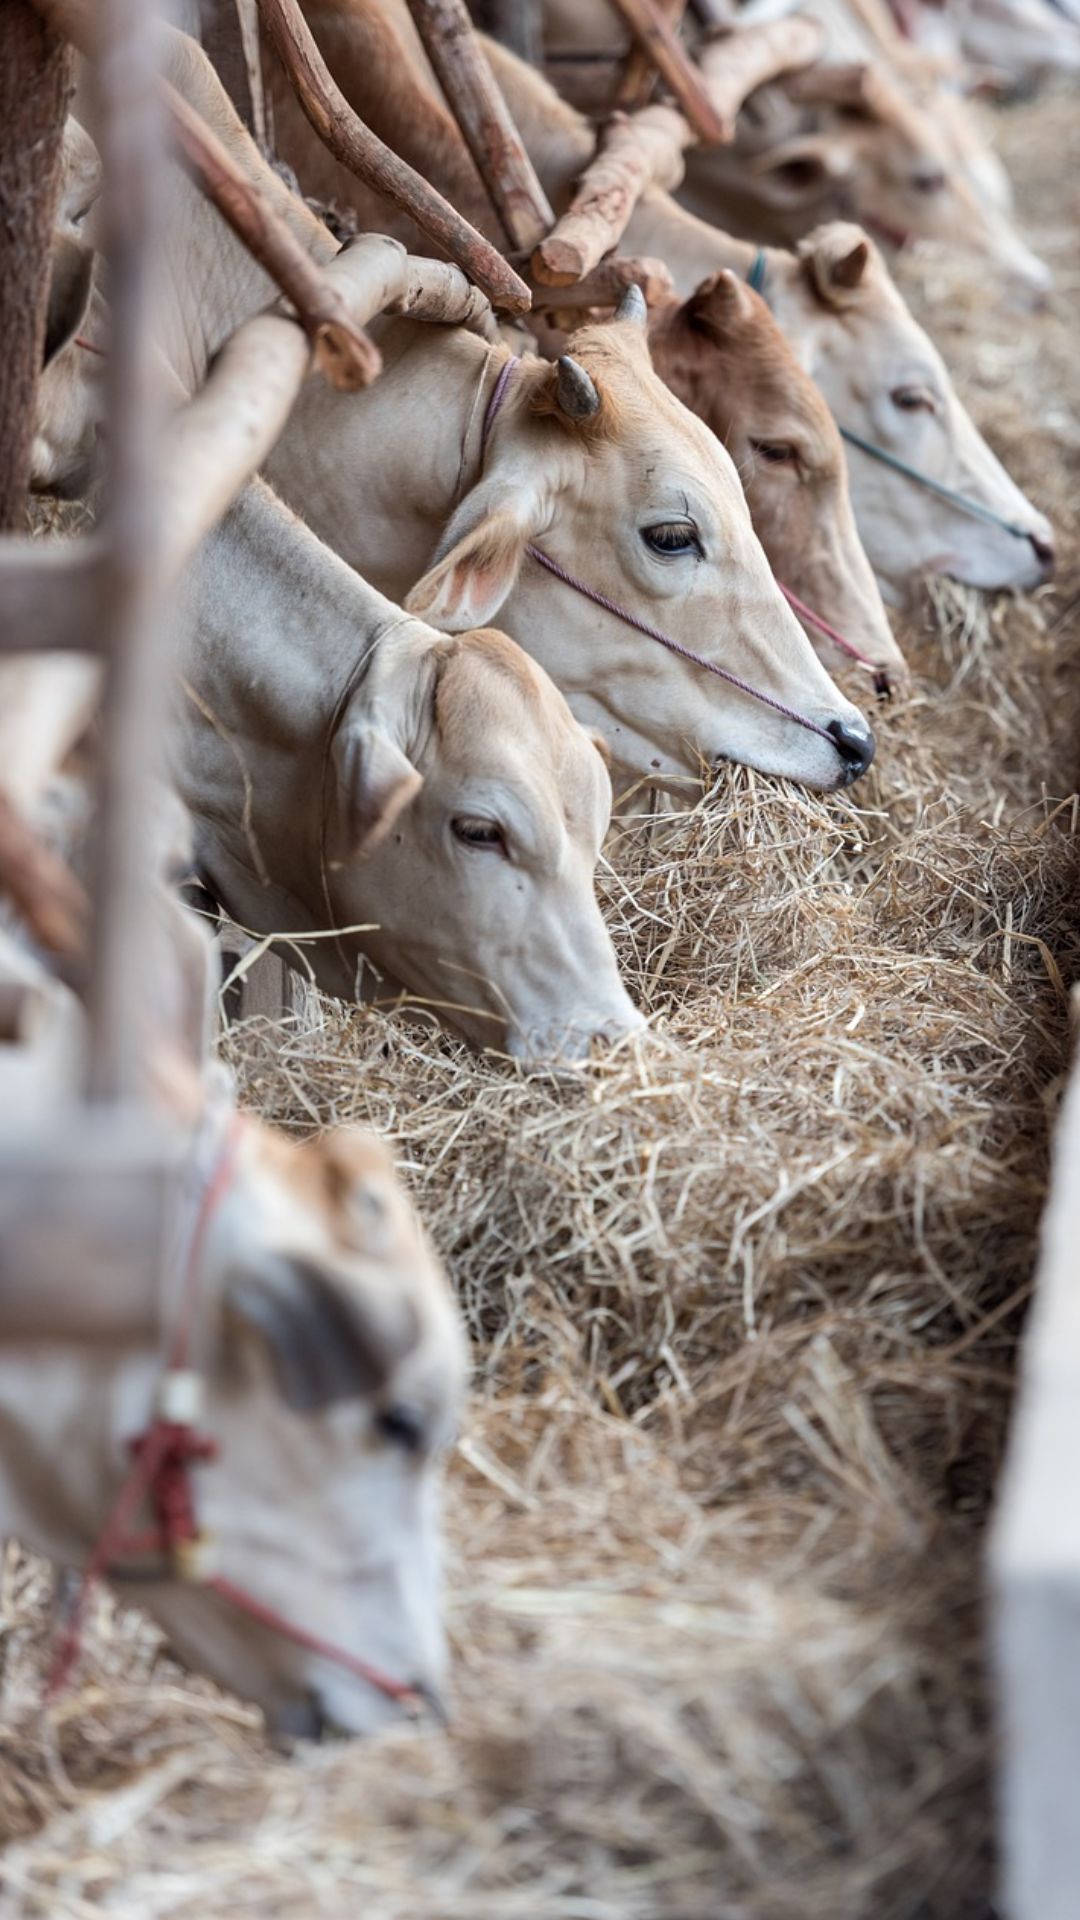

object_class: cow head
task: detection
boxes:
[121,1119,466,1737]
[765,225,1054,599]
[322,620,642,1062]
[648,268,904,687]
[784,62,1052,294]
[406,315,876,794]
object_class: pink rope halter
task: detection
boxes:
[479,355,862,748]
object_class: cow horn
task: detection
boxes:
[614,282,647,328]
[555,355,600,420]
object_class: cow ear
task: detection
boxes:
[683,268,750,342]
[800,224,873,306]
[44,238,94,368]
[750,136,852,208]
[226,1252,419,1413]
[331,720,423,857]
[406,505,527,631]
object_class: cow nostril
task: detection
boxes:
[826,718,876,784]
[1029,532,1056,576]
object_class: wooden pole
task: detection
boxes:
[696,17,827,139]
[0,3,72,530]
[606,0,727,144]
[166,83,382,390]
[616,0,686,113]
[82,0,170,1103]
[531,105,688,287]
[404,0,555,252]
[255,0,531,312]
[528,254,675,311]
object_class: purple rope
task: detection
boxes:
[481,353,519,455]
[478,353,835,746]
[524,548,835,743]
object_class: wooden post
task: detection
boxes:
[200,0,272,150]
[0,3,72,530]
[405,0,555,252]
[255,0,532,312]
[696,18,827,140]
[606,0,727,144]
[82,0,170,1103]
[616,0,686,113]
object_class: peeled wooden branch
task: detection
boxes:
[255,0,530,314]
[389,256,500,339]
[696,16,827,138]
[617,0,686,112]
[404,0,554,252]
[531,106,688,287]
[606,0,727,144]
[528,254,675,310]
[166,84,381,391]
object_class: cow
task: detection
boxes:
[642,270,904,684]
[122,32,876,797]
[0,680,467,1739]
[176,476,642,1057]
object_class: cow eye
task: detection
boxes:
[749,439,798,468]
[452,817,506,853]
[642,522,702,557]
[912,169,946,195]
[374,1403,426,1453]
[891,385,938,414]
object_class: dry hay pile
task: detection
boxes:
[2,88,1080,1920]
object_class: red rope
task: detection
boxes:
[207,1575,423,1708]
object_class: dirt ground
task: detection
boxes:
[2,82,1079,1920]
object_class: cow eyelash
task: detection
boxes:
[451,817,507,854]
[642,522,702,558]
[891,386,938,414]
[749,439,799,468]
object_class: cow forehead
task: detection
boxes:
[433,640,606,820]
